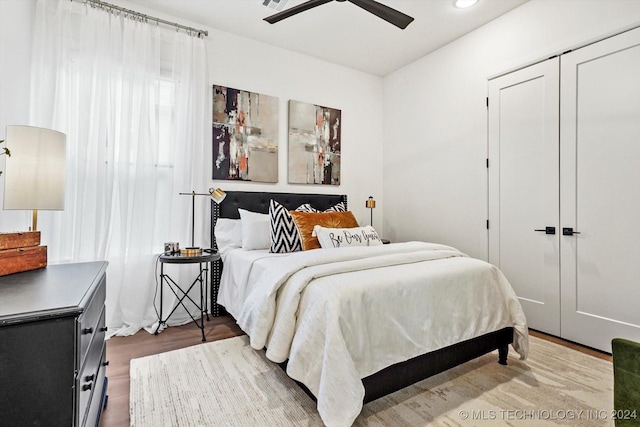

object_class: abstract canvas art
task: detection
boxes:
[288,100,341,185]
[212,85,279,182]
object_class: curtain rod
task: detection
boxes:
[80,0,209,37]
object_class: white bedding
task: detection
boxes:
[217,249,286,319]
[219,242,529,427]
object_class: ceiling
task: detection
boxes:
[126,0,529,76]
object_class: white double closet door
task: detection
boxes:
[488,27,640,352]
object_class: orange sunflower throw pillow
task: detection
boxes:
[289,210,359,250]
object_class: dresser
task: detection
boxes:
[0,261,109,426]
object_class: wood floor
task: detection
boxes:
[97,318,612,427]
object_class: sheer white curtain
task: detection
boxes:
[30,0,210,336]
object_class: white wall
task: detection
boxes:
[200,24,384,228]
[0,0,384,238]
[382,0,640,260]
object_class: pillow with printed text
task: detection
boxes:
[313,225,383,249]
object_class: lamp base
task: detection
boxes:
[0,231,47,276]
[31,209,38,232]
[180,247,203,256]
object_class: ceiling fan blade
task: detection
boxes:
[264,0,334,24]
[347,0,414,29]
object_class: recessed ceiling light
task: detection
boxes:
[263,0,289,11]
[455,0,479,9]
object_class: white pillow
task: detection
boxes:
[313,225,383,249]
[239,208,271,250]
[215,218,242,254]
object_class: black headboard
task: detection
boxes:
[208,190,347,316]
[210,191,348,250]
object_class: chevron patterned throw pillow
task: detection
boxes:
[269,200,303,253]
[269,200,347,253]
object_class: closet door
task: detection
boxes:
[560,27,640,352]
[488,58,560,335]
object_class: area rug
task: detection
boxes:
[130,335,614,426]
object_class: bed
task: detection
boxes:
[210,191,528,426]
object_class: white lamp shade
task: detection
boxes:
[3,125,66,210]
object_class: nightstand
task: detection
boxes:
[155,251,219,341]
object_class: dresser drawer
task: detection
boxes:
[77,309,106,425]
[78,274,106,363]
[84,355,108,427]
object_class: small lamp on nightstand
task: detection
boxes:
[179,188,226,255]
[365,196,376,226]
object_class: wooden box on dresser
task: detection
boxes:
[0,261,109,426]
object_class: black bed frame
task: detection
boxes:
[210,190,512,403]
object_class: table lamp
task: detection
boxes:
[179,188,226,255]
[3,125,66,231]
[365,196,376,226]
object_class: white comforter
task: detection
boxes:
[232,242,529,427]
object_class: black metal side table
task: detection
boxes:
[154,251,219,341]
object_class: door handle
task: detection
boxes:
[562,227,581,236]
[534,226,556,235]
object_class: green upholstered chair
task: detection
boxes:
[612,338,640,426]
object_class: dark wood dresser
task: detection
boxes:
[0,261,109,426]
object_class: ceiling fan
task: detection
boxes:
[263,0,414,30]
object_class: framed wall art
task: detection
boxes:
[212,85,279,182]
[288,100,341,185]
